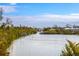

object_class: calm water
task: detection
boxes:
[9,32,79,56]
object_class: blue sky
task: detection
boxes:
[1,3,79,15]
[0,3,79,28]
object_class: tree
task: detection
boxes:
[66,24,71,28]
[53,25,58,29]
[0,8,3,20]
[5,17,13,29]
[6,18,12,25]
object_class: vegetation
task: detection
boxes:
[1,7,79,56]
[40,25,79,35]
[0,26,37,56]
[61,40,79,56]
[0,7,37,56]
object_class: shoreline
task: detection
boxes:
[40,33,79,35]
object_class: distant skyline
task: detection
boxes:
[0,3,79,28]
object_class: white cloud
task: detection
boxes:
[0,6,16,13]
[70,13,79,16]
[10,3,16,5]
[5,14,79,22]
[37,14,79,22]
[3,13,79,27]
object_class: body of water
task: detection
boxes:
[9,32,79,56]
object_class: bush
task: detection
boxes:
[0,26,37,56]
[61,40,79,56]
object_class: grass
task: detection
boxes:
[0,26,37,56]
[61,40,79,56]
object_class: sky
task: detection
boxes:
[0,3,79,28]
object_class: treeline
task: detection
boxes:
[40,25,79,34]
